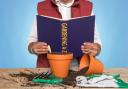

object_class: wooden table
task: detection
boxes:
[0,68,128,89]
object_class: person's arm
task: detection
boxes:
[28,18,48,55]
[81,12,102,56]
[93,24,102,55]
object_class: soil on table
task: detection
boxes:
[0,67,88,88]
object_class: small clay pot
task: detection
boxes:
[79,54,104,75]
[47,52,73,78]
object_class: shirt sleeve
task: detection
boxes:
[94,23,102,46]
[92,12,102,46]
[27,18,38,45]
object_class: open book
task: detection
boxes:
[37,15,95,58]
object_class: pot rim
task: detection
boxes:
[47,52,73,60]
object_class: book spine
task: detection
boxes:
[61,23,68,53]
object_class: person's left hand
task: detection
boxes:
[81,42,101,56]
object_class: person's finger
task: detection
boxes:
[82,49,90,54]
[81,44,90,53]
[82,46,93,51]
[81,45,84,49]
[33,47,48,53]
[81,44,92,49]
[35,42,47,46]
[36,48,48,52]
[83,44,93,49]
[82,50,91,55]
[84,43,99,51]
[35,45,47,49]
[82,47,98,56]
[34,44,48,49]
[83,42,93,46]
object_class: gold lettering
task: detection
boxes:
[61,23,68,53]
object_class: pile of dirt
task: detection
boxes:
[63,67,89,87]
[0,69,48,87]
[0,67,88,88]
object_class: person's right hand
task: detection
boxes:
[29,42,49,55]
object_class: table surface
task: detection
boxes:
[0,68,128,89]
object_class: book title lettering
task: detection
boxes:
[61,23,68,53]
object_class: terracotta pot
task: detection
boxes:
[47,52,73,78]
[79,54,104,75]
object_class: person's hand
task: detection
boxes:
[81,42,101,56]
[28,42,49,55]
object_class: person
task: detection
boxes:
[28,0,101,67]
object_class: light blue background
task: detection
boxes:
[0,0,128,68]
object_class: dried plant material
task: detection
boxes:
[48,45,52,53]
